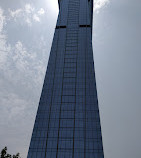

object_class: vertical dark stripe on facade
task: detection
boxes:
[44,29,60,158]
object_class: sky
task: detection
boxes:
[0,0,141,157]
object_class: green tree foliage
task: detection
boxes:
[0,147,21,158]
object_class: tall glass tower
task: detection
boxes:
[27,0,104,157]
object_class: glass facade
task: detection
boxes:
[27,0,104,157]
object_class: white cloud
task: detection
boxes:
[0,34,10,68]
[38,8,45,15]
[0,37,46,87]
[0,92,27,122]
[14,41,27,61]
[8,5,45,25]
[8,8,22,18]
[25,17,32,26]
[0,7,5,33]
[94,0,110,13]
[33,14,40,22]
[25,3,34,14]
[0,8,10,69]
[0,38,46,116]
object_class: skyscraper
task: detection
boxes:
[27,0,104,157]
